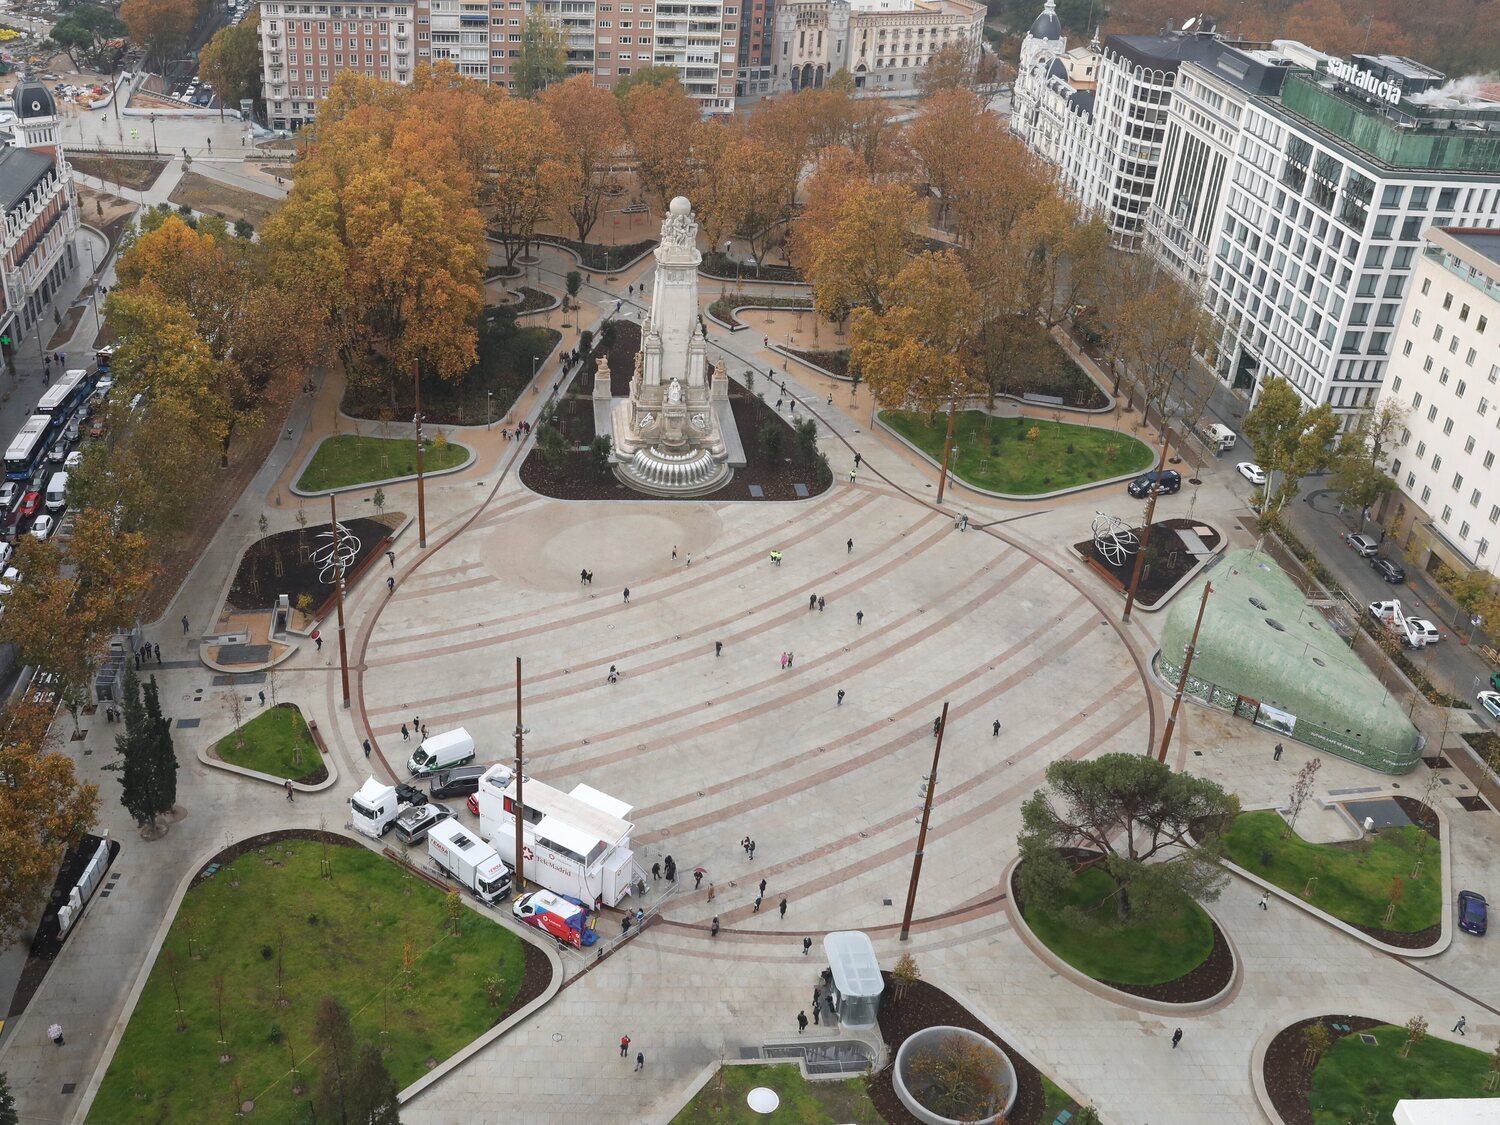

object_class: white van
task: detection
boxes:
[44,471,67,512]
[407,727,476,776]
[1202,423,1238,452]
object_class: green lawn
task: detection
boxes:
[1021,866,1215,985]
[880,411,1154,495]
[1225,811,1441,932]
[1041,1075,1084,1121]
[669,1063,879,1124]
[1310,1023,1500,1124]
[215,704,324,783]
[296,434,470,492]
[89,839,528,1124]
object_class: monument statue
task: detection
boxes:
[605,196,737,494]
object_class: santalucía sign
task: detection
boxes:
[1328,58,1402,105]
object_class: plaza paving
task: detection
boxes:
[1,242,1498,1125]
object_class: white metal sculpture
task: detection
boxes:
[1091,511,1139,567]
[312,522,361,586]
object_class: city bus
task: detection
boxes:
[4,414,61,481]
[36,369,93,419]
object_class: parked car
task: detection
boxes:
[393,801,454,846]
[1344,532,1379,557]
[1236,462,1266,485]
[1127,469,1181,498]
[1480,691,1500,720]
[1458,890,1488,935]
[30,514,54,540]
[1370,557,1406,583]
[429,766,485,800]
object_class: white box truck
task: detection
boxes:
[407,727,475,776]
[484,776,640,907]
[349,777,421,839]
[428,819,511,905]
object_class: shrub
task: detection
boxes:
[267,1024,285,1044]
[760,422,784,461]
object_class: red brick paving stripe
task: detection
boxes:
[365,488,885,661]
[362,503,949,719]
[685,690,1149,930]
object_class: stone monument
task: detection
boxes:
[605,196,739,494]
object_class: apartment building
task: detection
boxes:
[1377,227,1500,579]
[0,78,79,378]
[260,0,737,129]
[766,0,983,97]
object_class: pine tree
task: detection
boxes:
[0,1070,18,1125]
[115,669,178,830]
[352,1042,402,1124]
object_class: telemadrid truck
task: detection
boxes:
[427,818,511,905]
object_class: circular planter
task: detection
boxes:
[893,1026,1017,1125]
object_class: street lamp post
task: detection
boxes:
[329,494,352,709]
[149,113,159,154]
[412,364,428,549]
[1158,580,1212,763]
[899,701,949,942]
[513,656,528,896]
[1123,433,1173,623]
[487,391,494,429]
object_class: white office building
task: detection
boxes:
[1377,226,1500,579]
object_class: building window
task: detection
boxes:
[1422,485,1433,503]
[1442,504,1452,523]
[1461,520,1471,539]
[1472,489,1483,507]
[1467,436,1478,454]
[1433,453,1443,471]
[1454,472,1464,491]
[1490,505,1500,524]
[1458,380,1468,398]
[1421,278,1431,295]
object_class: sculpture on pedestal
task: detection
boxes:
[607,196,736,494]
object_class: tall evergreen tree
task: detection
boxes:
[114,668,178,830]
[0,1070,19,1125]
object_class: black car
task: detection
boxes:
[394,782,427,808]
[1370,556,1406,583]
[429,766,485,800]
[1127,469,1181,498]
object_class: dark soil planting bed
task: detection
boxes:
[227,516,399,615]
[1073,518,1222,607]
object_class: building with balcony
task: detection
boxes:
[1375,227,1500,580]
[766,0,982,97]
[260,0,737,123]
[0,78,79,378]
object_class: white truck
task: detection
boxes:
[1201,423,1238,452]
[349,777,424,839]
[427,819,512,905]
[1368,600,1442,649]
[407,727,476,776]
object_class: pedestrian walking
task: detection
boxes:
[259,690,266,706]
[621,914,631,935]
[993,719,1001,737]
[672,545,678,559]
[363,739,372,759]
[817,597,825,612]
[421,725,428,739]
[797,1011,808,1033]
[803,936,812,955]
[285,779,295,802]
[780,652,788,669]
[1258,891,1270,910]
[652,861,661,881]
[623,587,630,604]
[711,915,720,936]
[813,1003,821,1025]
[715,640,722,657]
[786,653,793,669]
[749,840,756,858]
[854,452,862,468]
[933,716,942,737]
[759,878,767,895]
[1171,1028,1183,1049]
[849,468,857,483]
[401,724,409,742]
[620,1035,631,1057]
[708,882,715,901]
[809,593,818,610]
[1454,1017,1467,1036]
[837,689,845,706]
[694,871,703,889]
[49,1023,64,1046]
[181,614,190,634]
[387,576,395,594]
[742,836,751,854]
[790,400,796,414]
[856,610,864,625]
[1274,743,1284,761]
[635,1051,644,1072]
[664,856,676,881]
[154,642,161,662]
[753,896,762,913]
[778,897,787,919]
[316,636,324,651]
[847,538,853,554]
[387,550,396,567]
[776,397,784,411]
[685,554,691,567]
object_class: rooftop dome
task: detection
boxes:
[1047,57,1069,81]
[1028,0,1063,42]
[13,76,55,121]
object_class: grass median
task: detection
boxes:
[215,703,324,784]
[879,411,1153,495]
[296,434,469,492]
[1310,1023,1499,1123]
[1224,811,1440,932]
[669,1062,879,1124]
